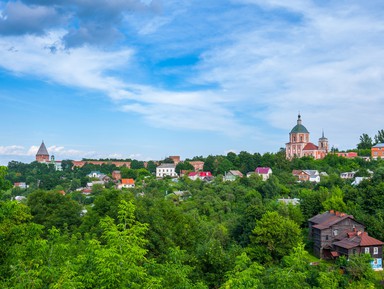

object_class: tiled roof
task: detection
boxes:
[36,141,49,156]
[256,167,271,174]
[309,211,355,230]
[157,163,176,169]
[303,142,318,151]
[122,178,135,185]
[229,170,243,177]
[333,232,383,249]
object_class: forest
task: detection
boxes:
[1,149,384,288]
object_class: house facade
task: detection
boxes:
[223,170,243,181]
[372,143,384,159]
[156,164,178,178]
[285,114,328,160]
[308,210,383,269]
[292,170,320,183]
[255,167,272,181]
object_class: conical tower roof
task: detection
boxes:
[36,141,49,156]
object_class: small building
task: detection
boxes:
[14,182,28,189]
[255,167,272,181]
[118,178,135,189]
[292,170,320,183]
[278,198,300,206]
[112,170,121,181]
[156,164,178,178]
[336,152,358,158]
[188,171,212,181]
[372,143,384,159]
[340,171,356,179]
[223,170,243,181]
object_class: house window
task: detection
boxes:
[325,235,328,241]
[353,249,357,255]
[374,247,378,255]
[365,247,370,254]
[333,229,338,236]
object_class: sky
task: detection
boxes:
[1,0,384,165]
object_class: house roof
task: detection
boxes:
[373,143,384,148]
[36,141,49,156]
[303,142,318,151]
[121,178,135,185]
[255,167,271,174]
[157,163,176,169]
[303,170,319,176]
[292,170,309,176]
[228,170,243,177]
[333,232,383,249]
[309,211,356,230]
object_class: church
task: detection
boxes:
[35,141,62,170]
[285,114,328,160]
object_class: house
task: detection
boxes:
[372,143,384,159]
[285,114,328,160]
[188,171,212,181]
[156,163,178,178]
[278,198,300,206]
[308,210,383,270]
[336,152,358,158]
[340,171,356,179]
[87,171,110,182]
[292,170,320,183]
[223,170,243,181]
[112,170,121,181]
[14,182,28,189]
[118,178,135,189]
[255,167,272,181]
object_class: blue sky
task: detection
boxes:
[1,0,384,165]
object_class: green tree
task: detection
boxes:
[374,129,384,144]
[357,133,373,149]
[249,211,302,263]
[221,252,263,289]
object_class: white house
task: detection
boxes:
[303,170,321,183]
[156,164,178,178]
[255,167,273,181]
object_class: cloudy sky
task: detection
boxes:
[0,0,384,164]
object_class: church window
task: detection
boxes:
[300,136,303,142]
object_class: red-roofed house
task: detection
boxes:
[118,178,135,189]
[188,171,212,181]
[255,167,272,181]
[308,210,383,269]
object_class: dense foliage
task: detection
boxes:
[1,151,384,288]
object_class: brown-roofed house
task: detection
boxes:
[308,210,383,269]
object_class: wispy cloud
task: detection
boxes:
[1,0,384,153]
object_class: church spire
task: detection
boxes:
[297,112,302,125]
[36,141,49,162]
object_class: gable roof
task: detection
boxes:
[255,167,271,174]
[372,143,384,148]
[303,142,318,151]
[228,170,243,177]
[157,163,176,169]
[333,232,383,249]
[309,211,358,230]
[36,141,49,156]
[121,178,135,185]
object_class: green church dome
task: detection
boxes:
[290,114,309,134]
